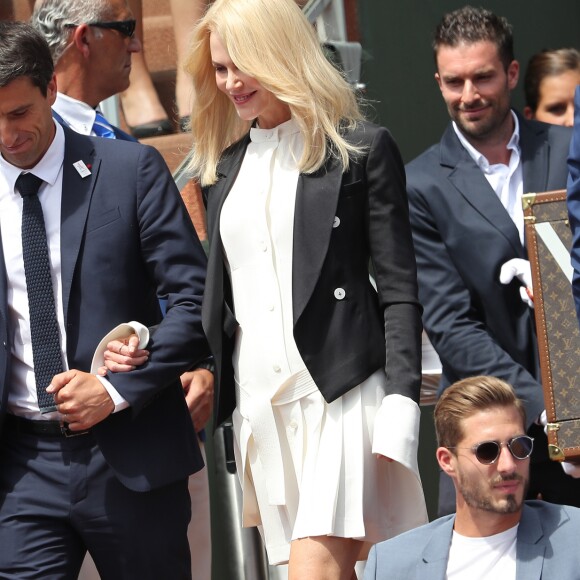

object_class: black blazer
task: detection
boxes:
[0,127,210,491]
[202,121,422,427]
[406,114,571,425]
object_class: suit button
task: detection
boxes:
[334,288,346,300]
[333,216,341,228]
[273,364,281,373]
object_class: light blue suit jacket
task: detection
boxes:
[568,86,580,326]
[364,501,580,579]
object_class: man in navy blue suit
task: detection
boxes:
[32,3,216,578]
[568,86,580,326]
[406,5,575,516]
[0,21,209,578]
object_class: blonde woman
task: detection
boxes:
[192,0,427,577]
[106,0,427,577]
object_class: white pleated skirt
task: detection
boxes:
[232,369,428,565]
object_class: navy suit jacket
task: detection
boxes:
[202,121,422,427]
[568,86,580,326]
[0,127,210,491]
[364,501,580,579]
[407,114,571,426]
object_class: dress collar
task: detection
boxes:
[250,117,300,143]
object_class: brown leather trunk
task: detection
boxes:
[524,189,580,461]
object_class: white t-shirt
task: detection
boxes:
[446,524,518,579]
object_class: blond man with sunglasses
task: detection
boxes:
[365,376,580,579]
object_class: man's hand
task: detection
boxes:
[181,370,214,431]
[499,258,534,308]
[47,370,114,431]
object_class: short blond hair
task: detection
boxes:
[185,0,364,186]
[434,376,526,449]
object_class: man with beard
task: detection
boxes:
[406,5,576,515]
[364,376,580,579]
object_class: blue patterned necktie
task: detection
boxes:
[92,111,116,139]
[17,172,62,413]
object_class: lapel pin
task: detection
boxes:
[73,160,91,178]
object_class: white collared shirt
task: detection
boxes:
[453,111,524,245]
[0,122,126,419]
[53,92,98,136]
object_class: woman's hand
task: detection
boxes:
[97,334,150,375]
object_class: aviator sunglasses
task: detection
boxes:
[448,435,534,465]
[64,19,137,38]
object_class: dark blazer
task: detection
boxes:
[568,86,580,326]
[202,121,422,427]
[406,114,571,425]
[0,127,210,491]
[364,501,580,579]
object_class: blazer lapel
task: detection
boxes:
[202,135,249,344]
[292,158,343,325]
[60,128,98,323]
[418,516,454,580]
[440,124,524,257]
[519,115,549,195]
[515,504,546,580]
[0,231,9,410]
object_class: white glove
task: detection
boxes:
[499,258,534,308]
[539,410,580,478]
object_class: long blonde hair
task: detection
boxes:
[185,0,364,186]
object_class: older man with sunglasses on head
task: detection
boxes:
[31,0,141,141]
[365,376,580,579]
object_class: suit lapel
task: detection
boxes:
[292,157,343,325]
[418,516,454,580]
[440,124,523,257]
[202,135,249,345]
[519,115,549,194]
[515,504,546,580]
[60,128,98,322]
[0,230,8,409]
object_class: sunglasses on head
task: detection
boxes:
[448,435,534,465]
[64,19,137,39]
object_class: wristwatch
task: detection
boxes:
[195,357,215,374]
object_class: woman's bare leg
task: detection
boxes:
[288,536,364,580]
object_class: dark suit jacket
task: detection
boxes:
[0,127,210,491]
[364,501,580,579]
[202,121,422,427]
[407,114,571,425]
[568,86,580,326]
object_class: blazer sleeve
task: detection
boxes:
[568,86,580,327]
[104,146,210,413]
[367,127,422,403]
[407,180,544,426]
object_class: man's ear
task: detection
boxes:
[436,446,456,477]
[523,105,534,120]
[435,72,443,91]
[72,23,91,58]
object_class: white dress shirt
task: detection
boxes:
[52,92,100,136]
[454,111,524,244]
